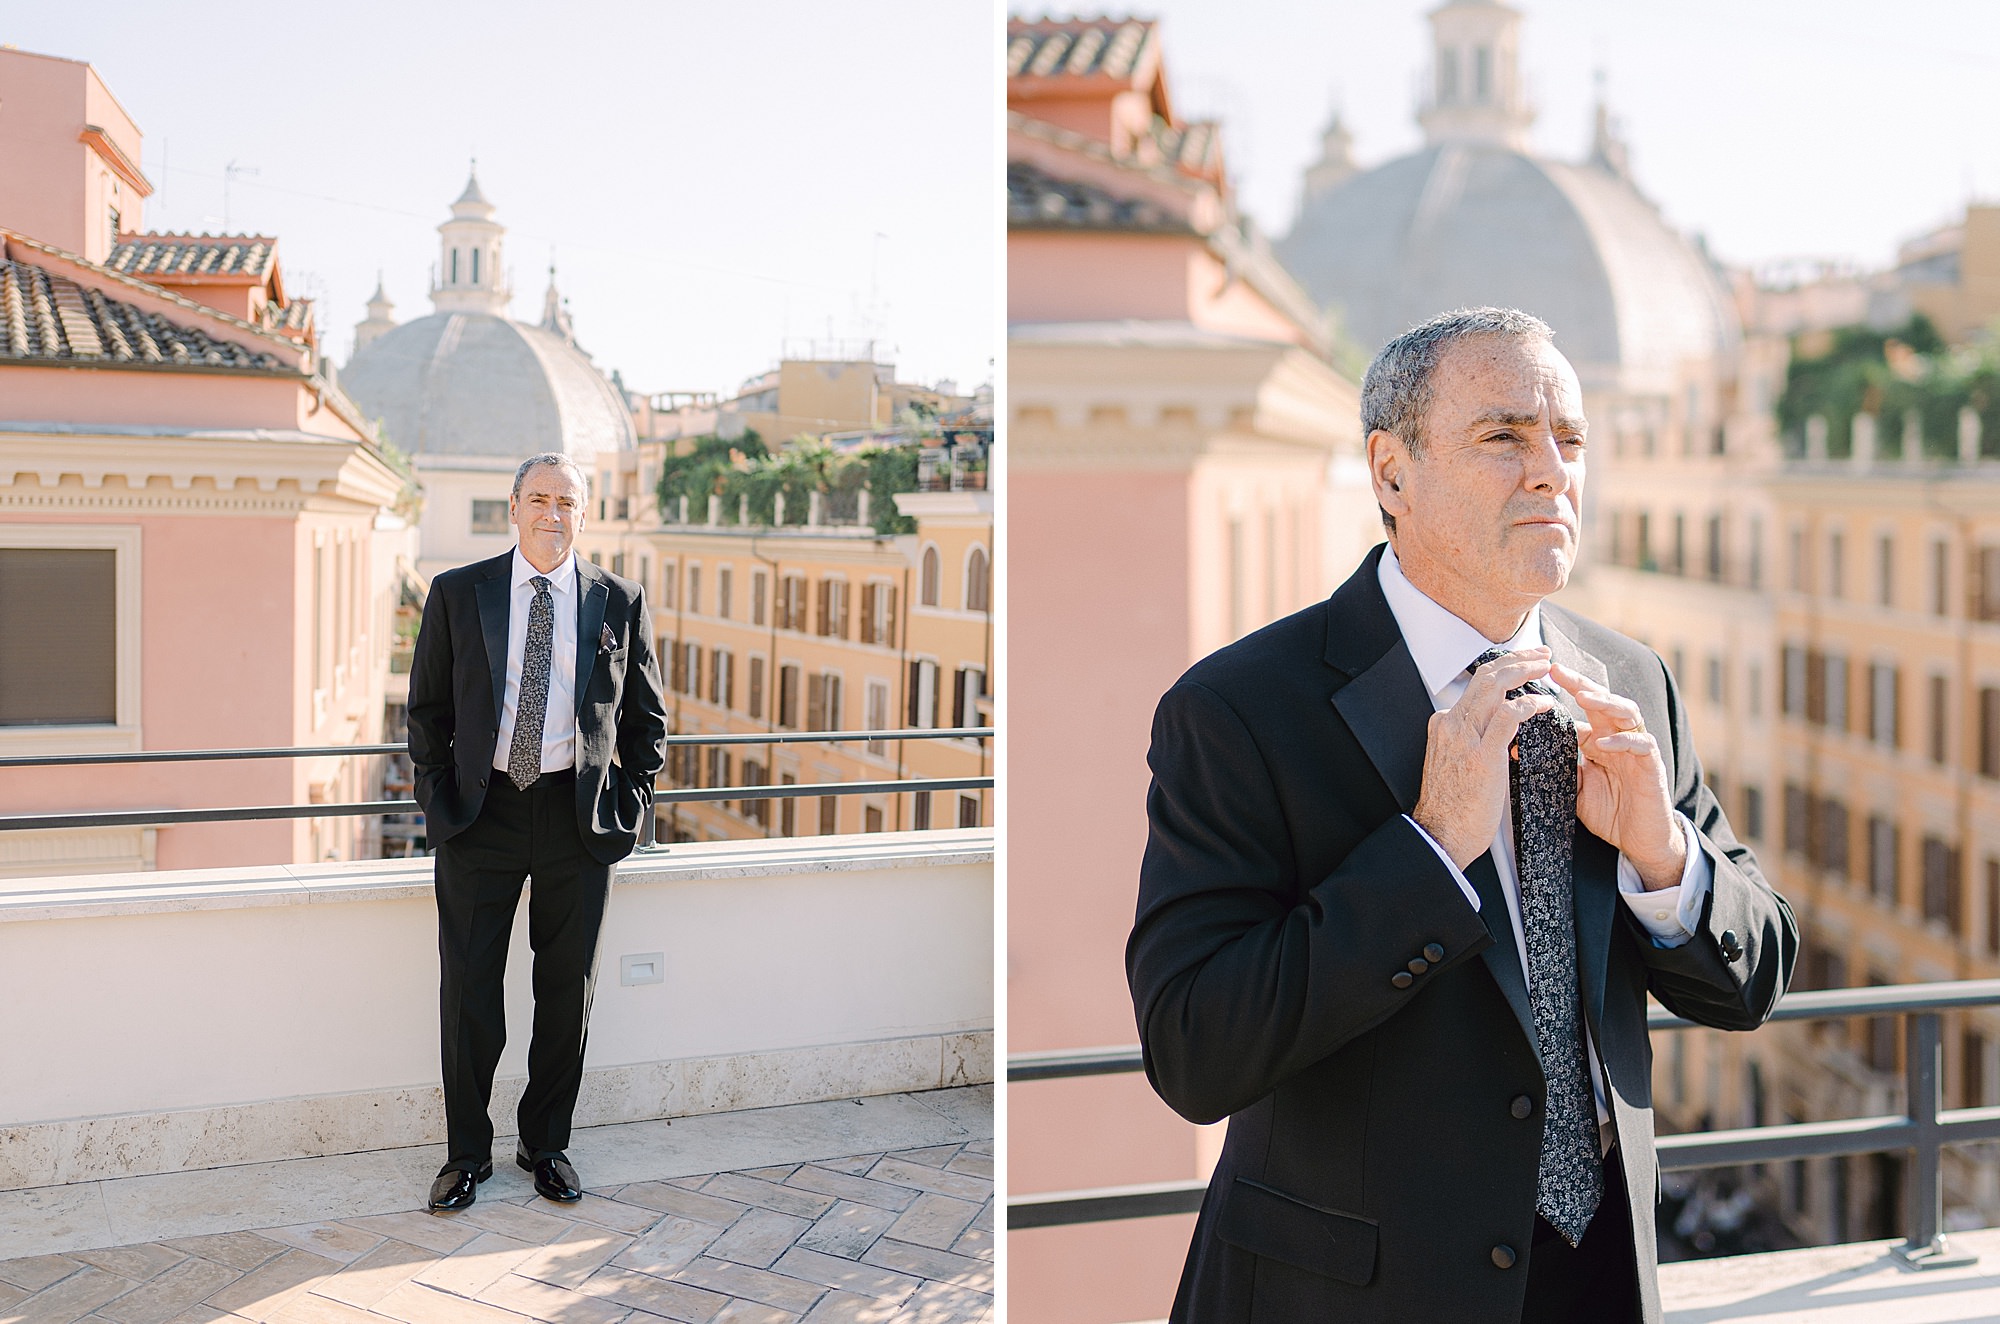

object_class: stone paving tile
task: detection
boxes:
[777,1172,914,1216]
[959,1141,991,1159]
[707,1301,793,1324]
[881,1197,979,1253]
[606,1219,713,1282]
[0,1280,30,1313]
[690,1180,827,1224]
[410,1234,537,1300]
[609,1187,744,1229]
[332,1219,475,1260]
[309,1241,439,1311]
[944,1227,990,1263]
[508,1227,631,1294]
[146,1306,250,1324]
[792,1205,895,1263]
[856,1242,988,1293]
[204,1249,342,1323]
[900,1280,990,1323]
[473,1274,629,1324]
[72,1246,187,1282]
[858,1162,983,1205]
[766,1250,916,1305]
[165,1236,290,1274]
[12,1266,140,1324]
[371,1282,535,1324]
[703,1213,807,1273]
[450,1209,573,1249]
[259,1228,384,1267]
[794,1291,898,1324]
[799,1159,870,1180]
[96,1256,243,1324]
[940,1154,990,1182]
[0,1254,86,1291]
[737,1169,796,1185]
[575,1265,725,1324]
[966,1202,992,1235]
[548,1202,652,1239]
[665,1260,821,1315]
[268,1294,385,1324]
[883,1147,961,1172]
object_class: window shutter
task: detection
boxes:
[817,579,830,636]
[953,668,967,728]
[807,675,825,731]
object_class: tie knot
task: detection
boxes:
[1466,645,1511,677]
[531,575,551,595]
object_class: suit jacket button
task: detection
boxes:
[1720,929,1743,961]
[1407,957,1429,975]
[1511,1095,1533,1119]
[1423,942,1445,963]
[479,776,489,788]
[1391,971,1415,989]
[1491,1244,1517,1269]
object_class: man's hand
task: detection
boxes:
[1549,662,1686,890]
[1412,648,1557,870]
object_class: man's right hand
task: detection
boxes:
[1411,647,1556,870]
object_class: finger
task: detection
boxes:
[1462,650,1552,709]
[1482,691,1555,752]
[1589,731,1662,761]
[1568,686,1645,730]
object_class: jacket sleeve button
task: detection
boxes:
[1391,971,1415,989]
[1407,957,1430,975]
[1423,942,1445,963]
[1510,1095,1533,1119]
[1491,1244,1517,1269]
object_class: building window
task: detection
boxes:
[778,664,802,729]
[688,565,702,616]
[717,565,733,620]
[1966,1030,1987,1109]
[1985,688,2000,779]
[919,545,942,607]
[1636,512,1653,571]
[1706,655,1724,706]
[471,247,480,284]
[741,760,768,826]
[1931,675,1951,765]
[709,648,733,709]
[908,658,939,729]
[1868,815,1898,905]
[864,805,884,833]
[913,789,932,831]
[1748,661,1763,719]
[1670,513,1685,576]
[865,679,891,757]
[704,747,730,790]
[1828,531,1845,599]
[959,794,981,829]
[819,795,838,836]
[1922,835,1963,933]
[965,546,990,612]
[777,575,807,631]
[1819,796,1850,880]
[1782,645,1807,719]
[1870,664,1899,747]
[662,561,678,611]
[0,545,120,727]
[1705,516,1723,582]
[1934,540,1951,616]
[1789,527,1805,592]
[817,578,850,638]
[806,672,842,731]
[861,582,898,645]
[953,666,986,729]
[1988,858,2000,956]
[752,570,767,626]
[1980,548,2000,622]
[451,248,458,283]
[1877,535,1894,607]
[748,656,766,719]
[780,772,798,836]
[1749,516,1763,590]
[1743,784,1764,843]
[1783,782,1808,858]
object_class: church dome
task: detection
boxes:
[342,311,633,459]
[341,169,633,460]
[1277,1,1738,391]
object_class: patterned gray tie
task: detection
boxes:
[508,575,554,791]
[1470,646,1605,1247]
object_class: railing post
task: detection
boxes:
[1894,1011,1975,1268]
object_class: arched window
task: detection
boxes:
[920,545,941,607]
[471,248,480,284]
[450,249,459,283]
[964,546,989,613]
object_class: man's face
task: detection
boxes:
[1374,334,1587,616]
[510,462,586,572]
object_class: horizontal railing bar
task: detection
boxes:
[1647,980,2000,1027]
[0,777,994,832]
[0,729,995,769]
[1008,1046,1146,1081]
[1009,1180,1207,1229]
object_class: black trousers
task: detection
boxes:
[1521,1148,1641,1324]
[434,769,609,1168]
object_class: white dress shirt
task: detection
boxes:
[1377,546,1712,1122]
[493,546,579,776]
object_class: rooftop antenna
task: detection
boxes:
[223,160,259,232]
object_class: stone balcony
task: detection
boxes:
[0,831,994,1324]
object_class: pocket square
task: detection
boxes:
[599,623,618,654]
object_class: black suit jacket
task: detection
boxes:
[407,550,668,865]
[1128,545,1797,1324]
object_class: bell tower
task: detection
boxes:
[430,164,511,315]
[1416,0,1533,150]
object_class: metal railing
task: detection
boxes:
[0,729,993,835]
[1008,980,2000,1268]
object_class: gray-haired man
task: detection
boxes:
[408,452,666,1211]
[1129,309,1796,1321]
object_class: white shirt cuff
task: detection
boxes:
[1616,812,1711,947]
[1404,814,1481,911]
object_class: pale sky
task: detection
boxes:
[1120,0,2000,276]
[6,0,997,398]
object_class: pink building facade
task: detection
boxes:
[1007,19,1378,1322]
[0,49,406,876]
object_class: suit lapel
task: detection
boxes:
[474,561,511,732]
[574,563,610,714]
[1325,545,1433,814]
[1543,607,1619,1034]
[1467,852,1539,1058]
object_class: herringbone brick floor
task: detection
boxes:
[0,1142,993,1324]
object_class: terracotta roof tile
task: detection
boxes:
[107,233,277,280]
[1006,162,1192,234]
[1006,18,1155,81]
[258,295,314,338]
[0,256,284,371]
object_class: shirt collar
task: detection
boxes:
[510,545,577,594]
[1377,544,1542,702]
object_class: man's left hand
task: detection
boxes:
[1549,662,1686,890]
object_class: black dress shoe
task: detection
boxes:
[427,1160,493,1213]
[516,1143,583,1202]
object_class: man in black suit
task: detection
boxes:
[408,451,666,1211]
[1129,307,1796,1322]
